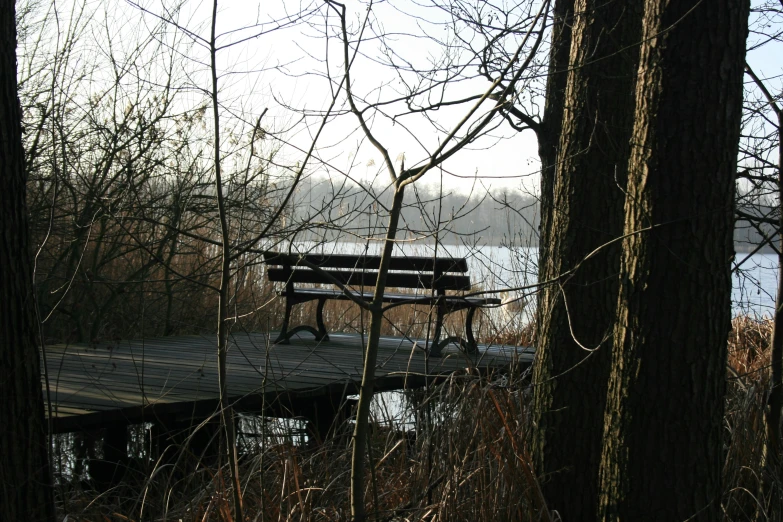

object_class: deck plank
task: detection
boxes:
[42,332,532,432]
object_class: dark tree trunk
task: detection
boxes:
[0,0,56,519]
[598,1,749,520]
[531,0,641,518]
[536,0,573,282]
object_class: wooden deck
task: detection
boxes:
[43,332,533,433]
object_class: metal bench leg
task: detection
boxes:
[276,297,330,344]
[464,306,478,354]
[431,306,479,357]
[315,297,330,341]
[275,299,294,344]
[430,304,445,357]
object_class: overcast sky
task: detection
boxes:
[25,0,783,198]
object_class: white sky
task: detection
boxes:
[190,0,783,197]
[22,0,783,198]
[115,0,547,195]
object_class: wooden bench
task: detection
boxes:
[264,252,501,357]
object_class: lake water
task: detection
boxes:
[284,242,780,319]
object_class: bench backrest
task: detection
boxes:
[264,252,471,291]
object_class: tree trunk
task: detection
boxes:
[0,0,56,519]
[531,0,641,518]
[598,1,749,519]
[209,2,242,519]
[535,0,573,283]
[351,183,406,522]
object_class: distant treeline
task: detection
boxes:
[295,177,776,251]
[289,177,541,247]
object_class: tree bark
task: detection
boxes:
[0,0,56,519]
[350,183,406,522]
[536,0,573,282]
[598,1,749,519]
[531,1,641,518]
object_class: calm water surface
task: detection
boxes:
[287,242,780,318]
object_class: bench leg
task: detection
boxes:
[430,306,479,357]
[315,297,330,341]
[275,297,330,344]
[430,305,445,357]
[432,336,467,357]
[275,299,295,344]
[464,306,479,354]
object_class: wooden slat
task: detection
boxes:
[270,287,501,306]
[42,332,533,433]
[263,252,468,273]
[267,268,472,290]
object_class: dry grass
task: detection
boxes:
[55,369,546,521]
[723,316,783,521]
